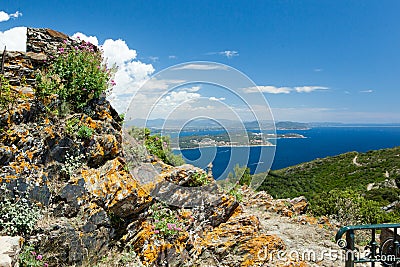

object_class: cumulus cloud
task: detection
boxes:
[243,86,292,94]
[360,89,373,93]
[72,32,99,46]
[294,86,328,93]
[101,39,138,66]
[0,27,26,51]
[0,10,22,22]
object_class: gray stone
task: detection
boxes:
[0,236,23,267]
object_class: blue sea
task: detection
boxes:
[174,127,400,180]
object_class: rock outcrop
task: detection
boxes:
[0,236,23,267]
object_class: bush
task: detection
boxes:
[311,189,395,225]
[188,172,210,187]
[0,183,41,236]
[77,125,94,139]
[0,74,18,115]
[19,245,48,267]
[65,117,80,136]
[129,127,185,166]
[227,164,252,186]
[35,40,115,112]
[148,202,186,237]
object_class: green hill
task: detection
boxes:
[256,146,400,223]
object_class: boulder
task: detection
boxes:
[0,236,23,267]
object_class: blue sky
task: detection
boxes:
[1,0,399,123]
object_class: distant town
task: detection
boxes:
[175,132,305,149]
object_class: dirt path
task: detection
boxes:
[244,206,343,266]
[353,154,362,167]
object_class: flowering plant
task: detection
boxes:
[19,245,48,267]
[148,202,186,237]
[35,40,116,112]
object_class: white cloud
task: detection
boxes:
[149,56,159,62]
[168,55,177,59]
[243,85,329,94]
[209,96,226,101]
[207,50,239,58]
[72,32,99,46]
[101,39,137,66]
[142,79,186,91]
[172,63,228,71]
[0,11,22,22]
[243,86,292,94]
[0,27,26,51]
[360,89,373,93]
[294,86,329,93]
[163,90,201,105]
[219,50,239,58]
[313,68,323,72]
[186,86,201,92]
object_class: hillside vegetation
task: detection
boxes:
[257,146,400,224]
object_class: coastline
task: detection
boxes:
[173,144,277,151]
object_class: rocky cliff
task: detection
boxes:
[0,28,336,267]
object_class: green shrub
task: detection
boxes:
[129,127,185,166]
[148,203,186,237]
[0,74,18,115]
[35,41,115,112]
[0,184,41,236]
[364,188,400,206]
[227,164,252,186]
[77,125,94,139]
[19,245,48,267]
[65,117,80,136]
[228,185,243,202]
[311,189,395,224]
[188,172,210,187]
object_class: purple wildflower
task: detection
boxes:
[36,255,43,260]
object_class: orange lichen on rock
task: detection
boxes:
[98,109,112,120]
[85,117,97,129]
[133,222,161,265]
[10,158,35,174]
[198,212,287,266]
[240,234,286,266]
[43,126,55,138]
[81,158,152,216]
